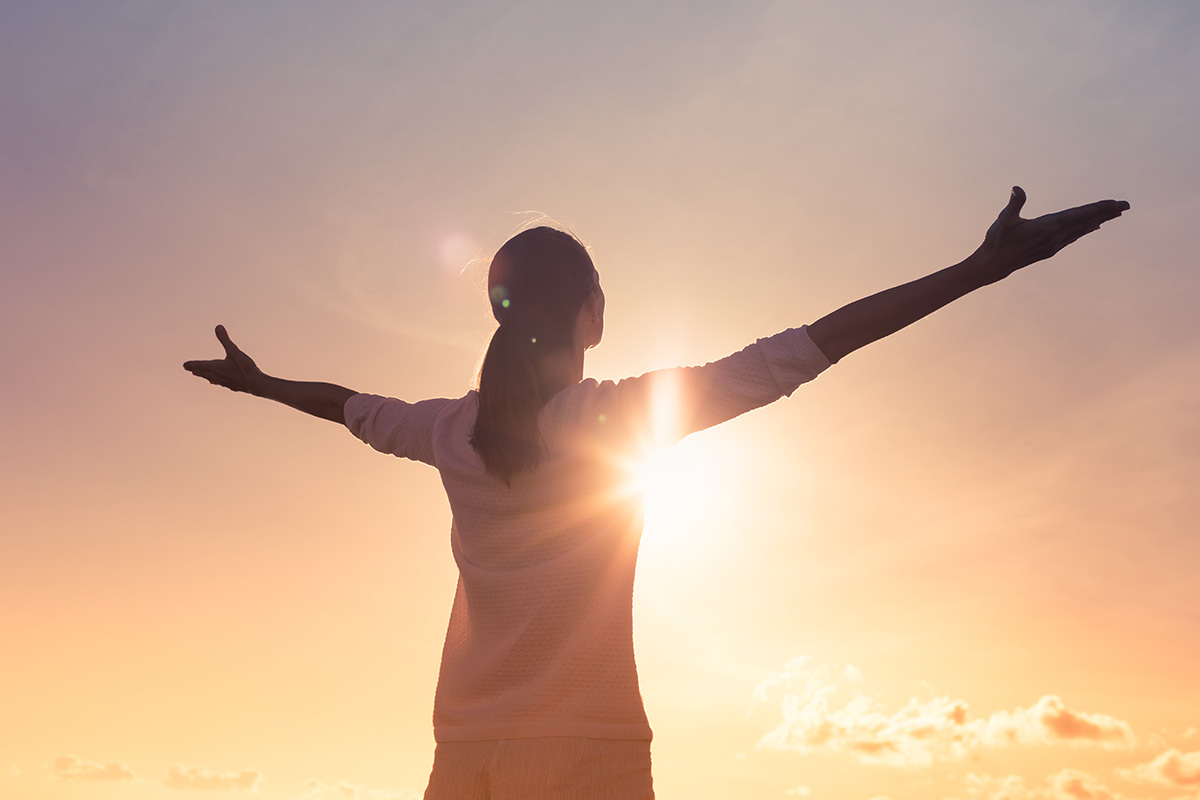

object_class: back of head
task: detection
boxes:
[471,227,595,483]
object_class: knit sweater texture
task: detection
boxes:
[344,325,831,742]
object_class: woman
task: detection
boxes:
[184,187,1128,799]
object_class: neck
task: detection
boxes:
[536,345,585,399]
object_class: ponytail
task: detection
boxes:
[471,322,547,481]
[470,227,595,483]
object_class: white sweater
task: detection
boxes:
[344,326,831,742]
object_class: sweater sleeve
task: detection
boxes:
[600,325,831,448]
[344,393,454,466]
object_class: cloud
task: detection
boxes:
[165,763,262,792]
[963,770,1131,800]
[754,658,1136,767]
[785,787,812,797]
[964,772,1034,800]
[299,779,420,800]
[1046,768,1128,800]
[753,658,979,766]
[980,696,1135,749]
[1120,749,1200,789]
[48,755,138,783]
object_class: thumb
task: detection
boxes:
[215,324,238,358]
[999,185,1026,225]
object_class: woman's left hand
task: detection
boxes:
[977,186,1130,282]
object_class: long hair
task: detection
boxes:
[470,227,596,483]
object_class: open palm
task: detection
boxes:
[183,325,267,396]
[980,186,1129,280]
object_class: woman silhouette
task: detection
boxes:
[185,187,1128,800]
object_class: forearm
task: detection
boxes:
[807,251,1000,364]
[185,326,357,423]
[253,375,357,424]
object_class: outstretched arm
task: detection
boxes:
[183,325,356,424]
[807,187,1130,364]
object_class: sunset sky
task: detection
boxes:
[3,2,1198,799]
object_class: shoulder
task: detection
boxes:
[541,378,617,423]
[537,378,633,454]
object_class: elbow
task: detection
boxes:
[806,323,845,365]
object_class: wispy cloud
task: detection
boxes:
[754,657,1136,766]
[964,769,1133,800]
[1046,768,1129,800]
[964,772,1034,800]
[1119,748,1200,789]
[47,755,138,783]
[753,657,974,765]
[980,696,1135,749]
[165,763,262,792]
[299,779,420,800]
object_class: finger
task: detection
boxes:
[999,185,1027,225]
[1057,199,1129,224]
[183,360,222,380]
[184,365,238,390]
[1081,199,1130,212]
[215,325,239,359]
[1050,202,1130,251]
[1058,228,1095,249]
[1051,201,1129,238]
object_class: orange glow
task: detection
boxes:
[3,5,1194,800]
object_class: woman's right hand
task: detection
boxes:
[183,325,269,396]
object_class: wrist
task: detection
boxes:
[962,248,1015,288]
[247,371,274,398]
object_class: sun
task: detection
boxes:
[614,368,757,571]
[629,433,745,566]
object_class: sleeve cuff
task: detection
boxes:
[759,325,832,397]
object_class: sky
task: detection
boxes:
[2,2,1198,799]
